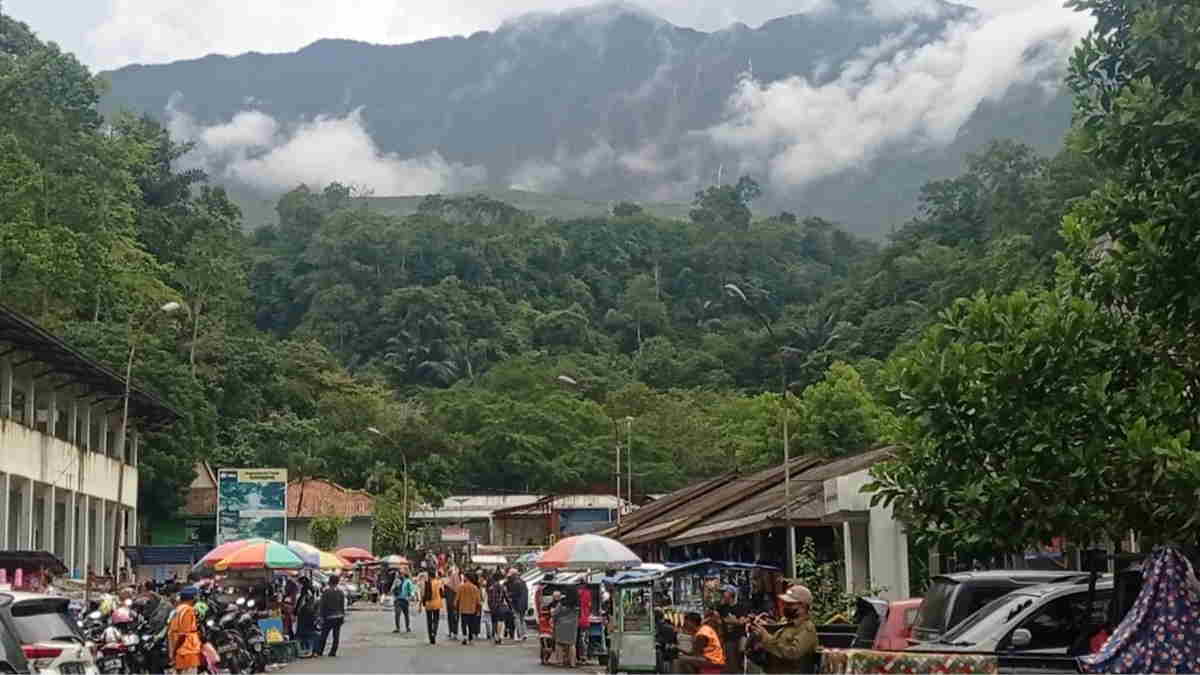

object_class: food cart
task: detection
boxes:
[535,572,610,666]
[606,560,784,674]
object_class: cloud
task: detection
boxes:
[166,97,485,195]
[70,0,1054,71]
[704,0,1091,191]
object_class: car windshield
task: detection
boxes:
[913,579,956,633]
[936,593,1037,644]
[10,600,82,644]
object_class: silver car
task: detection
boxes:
[911,578,1113,658]
[0,592,99,675]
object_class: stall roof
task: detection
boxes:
[0,303,180,427]
[616,455,825,547]
[607,473,737,539]
[666,447,895,547]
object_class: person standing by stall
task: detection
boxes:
[551,590,579,668]
[717,586,750,673]
[316,575,347,658]
[295,578,320,658]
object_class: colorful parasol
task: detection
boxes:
[214,541,306,571]
[287,541,347,570]
[191,538,267,574]
[536,534,641,570]
[336,547,376,563]
[381,554,409,568]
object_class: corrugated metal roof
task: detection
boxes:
[665,447,895,547]
[614,455,823,546]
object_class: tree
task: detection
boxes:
[310,513,348,551]
[1063,0,1200,411]
[792,362,896,457]
[867,289,1200,553]
[612,202,643,218]
[689,176,760,233]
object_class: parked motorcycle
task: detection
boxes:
[234,598,267,674]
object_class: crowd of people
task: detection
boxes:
[373,564,531,647]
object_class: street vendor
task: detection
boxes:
[716,586,751,673]
[750,585,818,674]
[677,611,726,674]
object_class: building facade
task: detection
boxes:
[0,304,177,579]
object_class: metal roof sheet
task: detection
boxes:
[0,303,180,425]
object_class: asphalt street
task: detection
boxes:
[285,606,600,674]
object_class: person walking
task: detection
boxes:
[445,566,461,641]
[167,586,202,675]
[456,572,483,645]
[506,569,529,642]
[295,578,319,658]
[487,571,513,645]
[316,575,347,658]
[420,572,445,645]
[391,570,415,633]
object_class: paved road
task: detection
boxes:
[285,607,599,674]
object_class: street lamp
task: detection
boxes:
[116,300,183,572]
[624,416,634,509]
[724,283,798,579]
[367,426,410,553]
[556,374,622,527]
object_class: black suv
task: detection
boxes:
[910,570,1092,644]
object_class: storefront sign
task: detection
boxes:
[217,468,287,545]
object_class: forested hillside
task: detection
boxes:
[98,1,1078,232]
[2,1,1132,549]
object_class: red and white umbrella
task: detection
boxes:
[537,534,641,570]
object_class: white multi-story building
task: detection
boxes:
[0,304,177,579]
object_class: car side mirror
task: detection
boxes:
[1010,628,1032,649]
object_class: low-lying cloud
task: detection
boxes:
[706,0,1091,191]
[507,0,1091,201]
[166,96,486,196]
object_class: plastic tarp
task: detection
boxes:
[1078,547,1200,674]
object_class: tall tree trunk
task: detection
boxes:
[190,298,203,377]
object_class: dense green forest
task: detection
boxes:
[6,0,1199,553]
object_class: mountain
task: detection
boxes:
[98,0,1078,235]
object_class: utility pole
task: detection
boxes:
[625,417,634,507]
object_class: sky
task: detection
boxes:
[8,0,1071,72]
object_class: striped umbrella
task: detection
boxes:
[191,538,267,575]
[288,541,347,570]
[214,541,306,571]
[536,534,641,570]
[336,547,376,563]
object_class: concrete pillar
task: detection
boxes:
[23,375,35,427]
[0,356,12,419]
[48,390,58,440]
[99,413,107,456]
[96,500,107,575]
[82,403,92,451]
[81,495,90,578]
[0,474,8,550]
[20,478,33,549]
[66,491,76,577]
[843,521,870,594]
[67,396,78,444]
[46,486,56,558]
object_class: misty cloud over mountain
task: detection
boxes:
[100,0,1091,233]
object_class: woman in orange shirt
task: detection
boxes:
[168,586,202,674]
[422,572,445,645]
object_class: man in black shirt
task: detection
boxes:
[716,587,750,673]
[316,575,347,657]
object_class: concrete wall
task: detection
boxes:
[824,469,910,601]
[0,422,137,507]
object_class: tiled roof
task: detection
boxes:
[181,487,217,517]
[288,479,374,518]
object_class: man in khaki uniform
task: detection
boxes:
[750,585,819,674]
